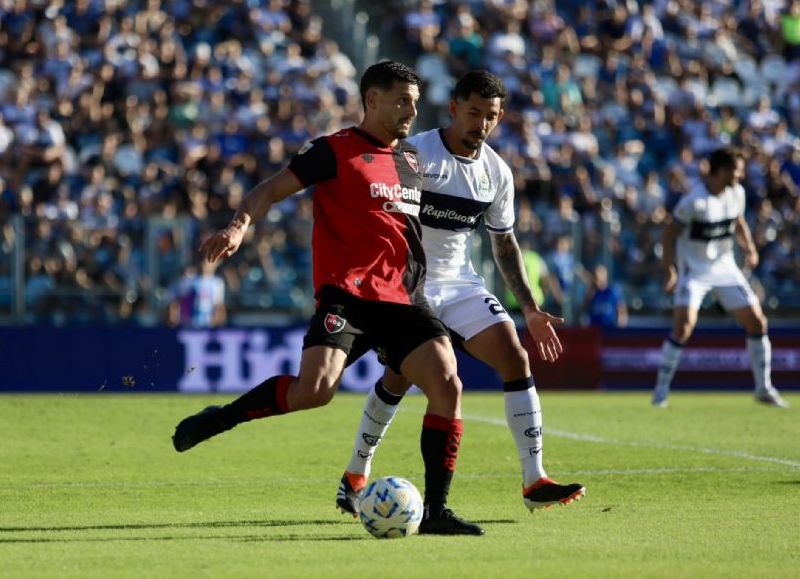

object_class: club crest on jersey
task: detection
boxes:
[403,151,420,173]
[477,171,492,197]
[324,313,346,334]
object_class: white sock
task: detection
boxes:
[747,334,773,394]
[504,380,547,488]
[345,381,402,481]
[655,338,684,393]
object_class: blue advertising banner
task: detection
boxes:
[2,326,797,393]
[0,326,502,393]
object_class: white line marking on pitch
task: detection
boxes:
[462,413,800,469]
[16,466,785,490]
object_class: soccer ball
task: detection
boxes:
[358,476,424,539]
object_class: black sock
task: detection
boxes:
[420,414,463,515]
[221,375,294,425]
[375,378,404,405]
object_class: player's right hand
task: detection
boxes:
[199,225,246,263]
[663,265,677,293]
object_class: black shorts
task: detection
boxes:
[303,285,449,374]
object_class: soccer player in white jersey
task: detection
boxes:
[652,147,789,408]
[336,71,586,517]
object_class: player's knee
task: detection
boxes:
[756,312,769,334]
[495,343,530,379]
[674,323,693,343]
[510,343,530,374]
[428,370,462,407]
[295,373,339,408]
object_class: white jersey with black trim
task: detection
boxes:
[408,129,515,283]
[672,181,745,279]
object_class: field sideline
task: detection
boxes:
[1,392,798,578]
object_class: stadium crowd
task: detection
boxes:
[0,0,799,326]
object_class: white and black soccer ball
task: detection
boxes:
[358,476,424,539]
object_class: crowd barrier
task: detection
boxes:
[1,326,798,392]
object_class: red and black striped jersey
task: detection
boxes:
[288,127,426,305]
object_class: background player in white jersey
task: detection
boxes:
[652,147,788,408]
[336,71,585,516]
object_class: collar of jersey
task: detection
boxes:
[438,128,481,164]
[351,126,397,149]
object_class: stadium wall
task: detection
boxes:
[1,326,798,393]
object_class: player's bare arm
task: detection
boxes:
[490,231,563,362]
[200,169,304,263]
[734,215,759,269]
[661,219,682,292]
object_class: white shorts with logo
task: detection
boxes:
[424,280,513,341]
[674,267,758,311]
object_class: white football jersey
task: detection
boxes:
[672,181,745,278]
[408,129,515,283]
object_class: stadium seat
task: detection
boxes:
[709,78,741,108]
[0,70,15,100]
[734,54,761,87]
[684,78,709,104]
[760,54,787,86]
[742,82,770,107]
[653,76,678,101]
[572,54,602,79]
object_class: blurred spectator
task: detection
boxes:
[582,264,628,329]
[404,0,442,57]
[504,238,563,315]
[167,261,227,328]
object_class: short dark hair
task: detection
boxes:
[707,147,740,174]
[452,70,507,102]
[359,61,421,109]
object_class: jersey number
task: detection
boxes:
[484,297,506,316]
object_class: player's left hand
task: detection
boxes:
[523,308,564,363]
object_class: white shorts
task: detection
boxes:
[674,268,758,311]
[424,280,513,341]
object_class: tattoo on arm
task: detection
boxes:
[491,232,537,311]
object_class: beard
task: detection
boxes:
[394,118,413,138]
[461,137,482,151]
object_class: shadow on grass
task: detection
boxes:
[0,533,372,544]
[0,519,518,534]
[0,519,518,543]
[0,519,346,533]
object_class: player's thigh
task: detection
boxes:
[299,285,362,405]
[435,283,513,342]
[463,320,529,381]
[399,335,461,418]
[371,301,451,375]
[729,302,768,334]
[674,275,710,312]
[714,278,760,313]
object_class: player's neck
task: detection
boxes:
[442,126,479,159]
[357,121,399,148]
[704,177,725,196]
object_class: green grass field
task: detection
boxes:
[1,392,798,578]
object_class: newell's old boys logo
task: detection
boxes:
[324,313,346,334]
[403,151,419,173]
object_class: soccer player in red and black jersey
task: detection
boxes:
[172,61,483,535]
